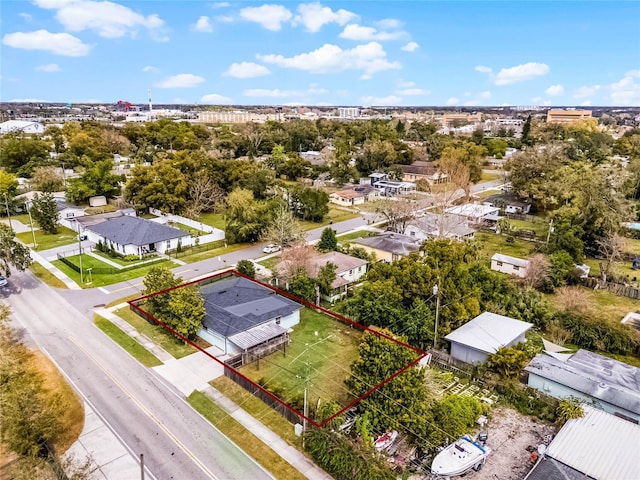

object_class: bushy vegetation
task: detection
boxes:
[555,311,640,355]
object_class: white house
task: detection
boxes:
[329,185,380,207]
[307,251,368,302]
[360,172,416,197]
[0,120,45,134]
[491,253,529,278]
[445,312,533,364]
[405,213,476,242]
[197,276,302,356]
[446,203,500,224]
[525,349,640,423]
[84,215,189,257]
[483,194,531,214]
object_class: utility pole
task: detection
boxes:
[545,218,554,245]
[3,193,12,230]
[140,453,145,480]
[26,201,37,248]
[433,283,440,350]
[78,233,84,284]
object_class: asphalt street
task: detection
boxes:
[4,270,274,480]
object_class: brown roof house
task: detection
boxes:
[308,251,368,302]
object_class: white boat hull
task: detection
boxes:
[431,436,491,476]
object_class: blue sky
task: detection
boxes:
[1,1,639,106]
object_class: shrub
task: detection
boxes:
[236,260,256,278]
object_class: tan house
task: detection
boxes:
[400,161,448,184]
[329,185,380,207]
[308,251,368,302]
[352,233,421,263]
[546,109,593,124]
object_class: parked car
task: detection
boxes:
[263,244,282,254]
[0,276,7,288]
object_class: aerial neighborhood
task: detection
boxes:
[1,1,639,480]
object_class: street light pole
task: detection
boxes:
[78,233,84,284]
[433,283,440,349]
[26,201,37,248]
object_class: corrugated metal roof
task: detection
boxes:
[545,406,640,479]
[491,253,530,268]
[444,311,533,354]
[228,322,288,350]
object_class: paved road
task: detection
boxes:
[4,271,274,480]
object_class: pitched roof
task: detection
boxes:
[410,213,476,239]
[446,203,499,218]
[307,251,368,276]
[525,350,640,415]
[444,312,533,354]
[353,233,420,256]
[87,215,188,246]
[536,406,640,479]
[200,276,301,340]
[491,253,530,268]
[400,161,437,176]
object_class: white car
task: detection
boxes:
[0,276,7,288]
[263,244,281,254]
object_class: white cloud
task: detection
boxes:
[224,62,271,78]
[398,88,430,96]
[9,98,48,102]
[610,71,640,106]
[541,100,552,106]
[155,73,205,88]
[464,100,480,106]
[2,29,91,56]
[580,100,592,106]
[545,84,564,96]
[19,13,32,21]
[293,3,357,32]
[215,15,233,23]
[446,97,459,105]
[200,93,232,104]
[397,80,415,88]
[257,42,401,76]
[400,41,419,52]
[243,87,328,99]
[212,2,230,8]
[360,73,372,80]
[339,24,403,41]
[36,63,61,72]
[531,96,542,103]
[573,84,601,98]
[474,65,492,73]
[480,91,491,98]
[493,62,549,85]
[239,4,292,31]
[193,16,213,32]
[361,95,402,105]
[143,65,158,72]
[375,18,402,29]
[37,0,166,39]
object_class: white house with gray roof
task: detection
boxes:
[445,312,533,364]
[84,215,189,257]
[491,253,529,278]
[197,276,302,356]
[525,349,640,422]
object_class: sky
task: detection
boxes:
[1,1,639,107]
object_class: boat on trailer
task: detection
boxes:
[431,436,491,477]
[374,430,398,451]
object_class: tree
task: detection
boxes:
[125,162,189,214]
[266,144,287,177]
[30,193,59,234]
[521,115,532,146]
[486,346,529,379]
[0,170,19,199]
[224,188,274,243]
[522,253,551,290]
[597,233,625,281]
[236,259,256,278]
[66,159,124,204]
[316,262,337,296]
[165,285,205,340]
[261,204,305,247]
[373,198,417,233]
[0,224,32,277]
[30,167,65,193]
[287,272,317,303]
[318,227,338,252]
[429,395,485,447]
[290,187,329,222]
[143,267,182,318]
[0,133,50,175]
[183,172,225,220]
[556,399,584,426]
[278,243,315,279]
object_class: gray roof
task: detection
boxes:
[87,215,188,246]
[525,350,640,415]
[524,457,586,480]
[491,253,530,268]
[445,312,533,354]
[75,209,136,227]
[410,213,476,239]
[353,233,420,256]
[200,276,301,340]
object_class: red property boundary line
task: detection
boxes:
[128,269,428,428]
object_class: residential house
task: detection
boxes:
[360,172,416,197]
[197,275,302,357]
[329,185,380,207]
[400,161,447,184]
[444,312,533,364]
[352,233,420,262]
[525,349,640,422]
[524,406,640,480]
[308,251,368,302]
[55,200,85,223]
[84,215,190,257]
[445,203,501,225]
[483,193,531,215]
[491,253,529,278]
[405,213,476,242]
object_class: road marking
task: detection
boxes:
[107,282,144,294]
[69,336,220,480]
[98,287,110,294]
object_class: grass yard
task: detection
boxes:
[91,250,159,267]
[187,391,306,480]
[240,308,362,407]
[198,212,226,230]
[258,256,280,271]
[174,242,249,263]
[546,287,640,323]
[16,225,78,250]
[298,207,361,231]
[336,229,378,243]
[114,306,198,359]
[94,315,162,367]
[478,171,504,183]
[29,262,67,289]
[472,188,503,200]
[172,222,208,236]
[474,232,539,260]
[508,218,550,240]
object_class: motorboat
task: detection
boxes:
[374,430,398,451]
[431,436,491,476]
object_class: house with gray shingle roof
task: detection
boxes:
[85,215,189,257]
[198,276,302,356]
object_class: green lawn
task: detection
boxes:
[94,315,162,367]
[478,171,504,183]
[508,218,550,240]
[91,250,159,267]
[299,207,361,231]
[472,188,503,200]
[187,391,305,480]
[114,306,198,359]
[172,242,249,263]
[547,287,640,323]
[16,225,78,250]
[29,262,67,289]
[257,256,280,271]
[198,212,226,230]
[51,257,176,288]
[474,232,538,260]
[172,222,207,236]
[336,230,377,243]
[240,308,362,406]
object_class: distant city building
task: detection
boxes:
[546,109,593,124]
[338,107,360,118]
[440,112,482,127]
[196,111,278,123]
[0,120,45,134]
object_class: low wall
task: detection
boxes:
[148,208,220,235]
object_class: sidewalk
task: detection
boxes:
[30,250,81,290]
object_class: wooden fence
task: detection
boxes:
[583,277,640,300]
